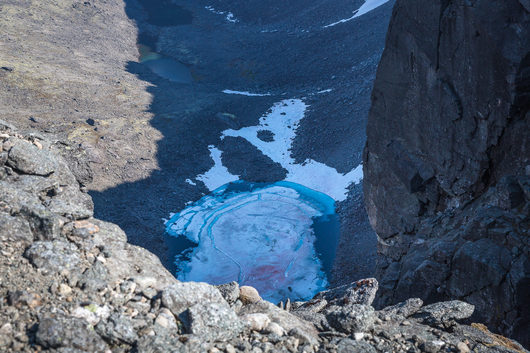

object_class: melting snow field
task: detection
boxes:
[166,182,336,302]
[222,99,363,201]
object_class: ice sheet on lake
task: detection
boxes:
[222,99,363,201]
[196,146,239,191]
[324,0,391,28]
[166,184,330,302]
[222,89,271,97]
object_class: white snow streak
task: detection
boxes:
[205,6,238,23]
[196,146,239,191]
[324,0,391,28]
[222,89,271,97]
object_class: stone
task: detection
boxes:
[155,308,178,330]
[0,323,13,348]
[58,283,73,296]
[416,301,475,324]
[71,305,110,326]
[7,139,55,176]
[335,338,377,353]
[161,282,226,317]
[36,315,108,352]
[379,298,423,319]
[182,302,244,341]
[313,278,378,306]
[238,301,319,345]
[79,261,108,291]
[263,322,285,337]
[0,212,33,244]
[326,304,376,334]
[47,186,94,219]
[239,286,261,304]
[242,313,271,332]
[216,281,240,305]
[25,241,81,274]
[457,342,470,353]
[95,313,138,345]
[72,220,100,237]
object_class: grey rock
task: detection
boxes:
[239,285,262,304]
[292,310,330,332]
[0,323,13,348]
[79,261,109,291]
[326,304,376,333]
[0,211,32,244]
[47,186,94,219]
[216,281,240,305]
[25,241,81,273]
[416,301,475,325]
[135,335,184,353]
[182,302,243,341]
[335,338,377,353]
[313,278,378,306]
[238,300,319,345]
[95,313,138,345]
[7,139,55,176]
[36,315,108,352]
[161,282,226,317]
[379,298,423,320]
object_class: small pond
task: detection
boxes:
[138,44,193,84]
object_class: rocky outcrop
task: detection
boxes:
[1,122,527,352]
[363,0,529,346]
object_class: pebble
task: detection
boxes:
[239,286,261,304]
[243,313,271,331]
[58,283,72,296]
[263,322,285,337]
[225,343,237,353]
[354,332,365,341]
[457,342,470,353]
[155,308,177,329]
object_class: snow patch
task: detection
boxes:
[196,146,239,191]
[205,6,238,23]
[317,89,333,94]
[185,179,197,186]
[222,99,363,201]
[222,89,271,97]
[324,0,391,28]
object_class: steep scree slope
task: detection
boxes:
[364,0,529,346]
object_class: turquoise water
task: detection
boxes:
[165,181,340,302]
[138,44,193,84]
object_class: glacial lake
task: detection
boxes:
[165,181,340,303]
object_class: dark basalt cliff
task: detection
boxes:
[364,0,529,346]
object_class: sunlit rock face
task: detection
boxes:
[166,181,338,303]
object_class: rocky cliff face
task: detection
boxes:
[1,121,527,352]
[364,0,529,346]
